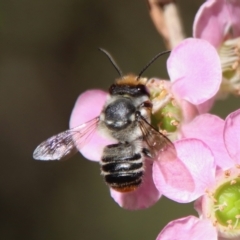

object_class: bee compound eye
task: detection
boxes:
[109,84,116,94]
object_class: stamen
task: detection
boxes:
[236,164,240,169]
[170,119,179,126]
[213,202,227,211]
[165,112,173,118]
[218,37,240,96]
[225,170,231,177]
[206,190,217,202]
[159,129,167,135]
[233,215,240,229]
[213,220,218,227]
[171,99,177,107]
[206,213,211,218]
[146,78,182,136]
[231,179,237,185]
[227,219,233,230]
[203,168,240,237]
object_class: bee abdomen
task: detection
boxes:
[105,171,143,192]
[101,143,144,192]
[102,161,143,173]
[101,161,144,192]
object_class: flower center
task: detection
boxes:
[218,37,240,95]
[214,179,240,229]
[146,79,182,136]
[203,168,240,238]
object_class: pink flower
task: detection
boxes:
[152,138,215,203]
[156,216,218,240]
[193,0,240,98]
[180,113,233,170]
[165,38,220,107]
[156,109,240,239]
[70,38,220,210]
[148,38,221,120]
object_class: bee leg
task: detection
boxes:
[142,148,152,158]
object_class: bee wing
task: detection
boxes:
[139,116,194,192]
[33,117,99,161]
[138,115,176,160]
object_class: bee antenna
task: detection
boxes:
[98,48,123,77]
[136,50,171,80]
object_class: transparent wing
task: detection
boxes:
[33,117,99,161]
[138,115,177,160]
[138,115,194,192]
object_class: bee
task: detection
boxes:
[33,48,177,193]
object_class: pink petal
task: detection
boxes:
[179,99,199,123]
[181,114,233,169]
[193,0,229,48]
[110,159,161,210]
[156,216,217,240]
[194,197,204,217]
[194,0,240,46]
[226,0,240,38]
[196,95,215,114]
[153,147,195,193]
[153,139,215,203]
[168,38,221,105]
[224,109,240,164]
[69,90,116,161]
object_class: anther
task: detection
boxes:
[225,170,231,177]
[230,179,237,185]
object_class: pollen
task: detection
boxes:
[232,61,239,70]
[171,99,177,107]
[213,220,218,227]
[149,79,155,84]
[224,170,231,178]
[159,89,168,98]
[170,119,179,126]
[231,179,237,185]
[165,112,173,118]
[227,220,233,230]
[159,129,167,135]
[201,168,240,238]
[236,164,240,169]
[146,78,182,138]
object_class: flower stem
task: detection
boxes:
[147,0,185,49]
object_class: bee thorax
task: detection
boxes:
[103,98,136,130]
